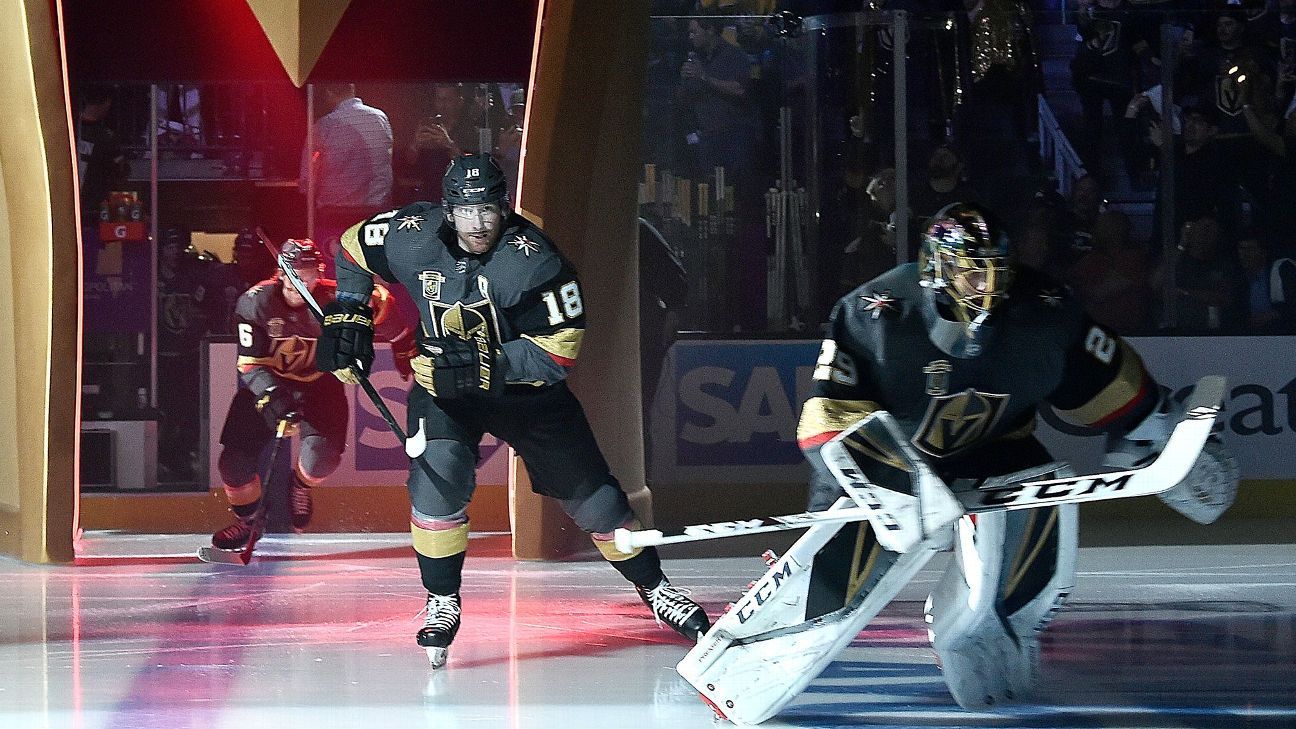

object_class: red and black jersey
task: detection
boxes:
[235,278,411,385]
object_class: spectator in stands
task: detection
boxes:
[1066,210,1153,333]
[76,85,129,216]
[1237,229,1296,333]
[1148,103,1235,237]
[1171,213,1246,333]
[1070,0,1158,185]
[910,144,977,225]
[678,14,765,330]
[430,83,479,154]
[495,92,526,200]
[402,115,460,202]
[839,168,900,297]
[300,83,392,273]
[1053,174,1105,272]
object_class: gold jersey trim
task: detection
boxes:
[1054,339,1146,427]
[796,397,881,443]
[411,521,469,558]
[339,221,374,275]
[237,356,324,382]
[522,328,584,361]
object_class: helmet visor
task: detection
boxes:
[450,203,503,231]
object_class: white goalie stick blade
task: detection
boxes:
[680,545,940,725]
[958,375,1226,513]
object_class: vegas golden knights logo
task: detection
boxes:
[269,335,316,376]
[427,299,500,344]
[912,388,1011,458]
[419,270,446,301]
[1215,73,1245,117]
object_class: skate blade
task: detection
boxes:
[196,546,254,566]
[425,646,449,669]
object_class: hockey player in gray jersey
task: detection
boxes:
[213,239,414,552]
[316,153,710,667]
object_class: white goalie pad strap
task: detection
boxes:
[1156,438,1239,525]
[679,546,939,725]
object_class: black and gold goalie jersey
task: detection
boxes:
[334,202,585,388]
[235,278,410,392]
[796,263,1159,480]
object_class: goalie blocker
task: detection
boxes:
[669,376,1230,725]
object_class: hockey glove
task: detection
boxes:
[317,299,374,384]
[411,338,503,398]
[254,385,301,434]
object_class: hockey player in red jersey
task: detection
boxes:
[210,239,415,552]
[315,153,710,668]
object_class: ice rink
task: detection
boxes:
[1,532,1292,729]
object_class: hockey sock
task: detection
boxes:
[223,476,262,520]
[416,551,467,596]
[605,545,664,588]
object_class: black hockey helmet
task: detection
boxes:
[442,153,509,208]
[279,238,323,271]
[919,203,1014,321]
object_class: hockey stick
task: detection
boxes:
[256,228,425,458]
[615,375,1225,553]
[197,417,292,565]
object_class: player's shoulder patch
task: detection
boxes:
[236,278,276,317]
[501,217,557,259]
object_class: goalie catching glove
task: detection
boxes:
[1106,393,1239,525]
[411,338,504,398]
[316,299,374,385]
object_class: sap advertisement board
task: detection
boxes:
[649,337,1296,483]
[206,342,509,489]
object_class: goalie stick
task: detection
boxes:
[256,228,425,458]
[615,375,1225,553]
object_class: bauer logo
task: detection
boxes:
[672,341,818,467]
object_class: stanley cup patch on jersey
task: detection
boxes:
[911,388,1011,458]
[419,270,446,301]
[923,360,952,396]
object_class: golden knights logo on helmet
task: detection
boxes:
[912,388,1011,458]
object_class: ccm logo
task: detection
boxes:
[978,473,1135,507]
[734,557,799,624]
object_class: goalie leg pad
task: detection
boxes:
[1156,438,1239,525]
[679,545,939,725]
[925,503,1077,708]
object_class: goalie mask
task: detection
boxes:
[443,153,509,254]
[918,203,1014,358]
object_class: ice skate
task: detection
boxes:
[417,592,462,668]
[198,511,264,565]
[289,474,313,532]
[636,577,710,641]
[210,515,259,551]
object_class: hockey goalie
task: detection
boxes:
[672,203,1240,724]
